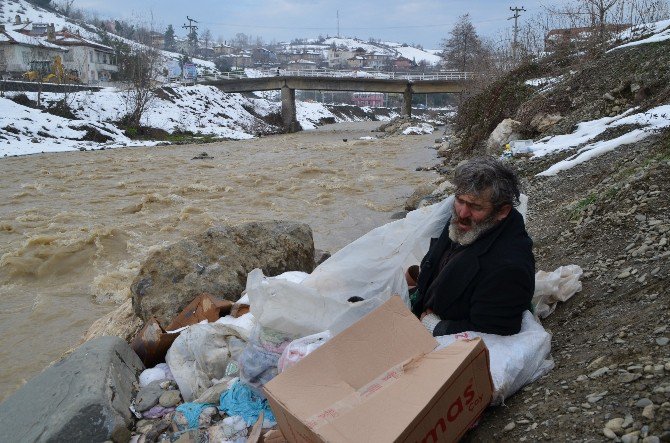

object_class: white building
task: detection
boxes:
[287,59,317,71]
[0,24,65,78]
[51,30,117,84]
[326,47,355,68]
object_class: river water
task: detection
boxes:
[0,121,439,401]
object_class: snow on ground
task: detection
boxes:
[402,123,434,135]
[0,85,371,157]
[529,105,670,176]
[323,37,395,56]
[0,95,153,157]
[2,0,99,41]
[525,76,562,90]
[384,43,442,65]
[610,19,670,51]
[296,101,337,130]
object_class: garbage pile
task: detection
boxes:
[126,196,583,442]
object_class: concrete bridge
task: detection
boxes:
[204,71,472,132]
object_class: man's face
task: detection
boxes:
[448,192,510,245]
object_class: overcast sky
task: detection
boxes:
[78,0,549,48]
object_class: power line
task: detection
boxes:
[196,16,508,32]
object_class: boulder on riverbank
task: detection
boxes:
[131,221,315,327]
[0,336,143,442]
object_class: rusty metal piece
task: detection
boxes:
[131,293,233,367]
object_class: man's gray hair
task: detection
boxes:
[453,157,521,210]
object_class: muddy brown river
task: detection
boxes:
[0,121,439,400]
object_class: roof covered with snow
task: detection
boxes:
[52,31,114,52]
[0,29,63,50]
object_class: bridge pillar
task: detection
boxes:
[403,86,412,118]
[281,86,300,133]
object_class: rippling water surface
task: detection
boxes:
[0,121,439,400]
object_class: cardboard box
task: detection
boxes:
[264,296,493,442]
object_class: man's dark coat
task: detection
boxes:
[412,208,535,336]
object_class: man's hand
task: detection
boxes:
[421,311,441,335]
[420,308,433,320]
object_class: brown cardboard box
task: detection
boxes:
[264,296,493,443]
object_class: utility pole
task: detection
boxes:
[337,10,340,38]
[508,6,526,59]
[182,16,199,55]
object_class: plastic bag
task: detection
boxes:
[436,310,553,405]
[533,265,583,318]
[165,323,244,402]
[238,324,296,390]
[277,330,332,373]
[215,312,256,341]
[138,362,174,387]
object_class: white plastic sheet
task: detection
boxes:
[533,265,583,318]
[436,311,554,405]
[246,197,456,336]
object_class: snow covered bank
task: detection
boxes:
[528,105,670,176]
[0,85,379,157]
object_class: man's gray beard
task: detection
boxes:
[448,207,499,246]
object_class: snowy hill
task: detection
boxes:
[315,37,441,65]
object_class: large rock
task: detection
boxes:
[405,183,437,211]
[486,118,521,155]
[83,299,143,343]
[132,221,315,327]
[530,112,563,133]
[0,336,144,443]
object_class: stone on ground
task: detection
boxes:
[132,221,315,327]
[0,336,144,443]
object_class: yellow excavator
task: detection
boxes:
[22,56,79,83]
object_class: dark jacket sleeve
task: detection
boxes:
[432,264,533,336]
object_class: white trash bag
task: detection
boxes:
[533,265,583,319]
[165,323,245,402]
[436,310,553,405]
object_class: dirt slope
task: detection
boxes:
[436,33,670,443]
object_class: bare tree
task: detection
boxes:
[582,0,622,46]
[626,0,670,24]
[120,45,161,131]
[202,29,212,49]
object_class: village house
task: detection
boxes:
[393,56,414,70]
[0,24,65,78]
[326,46,355,68]
[346,54,367,69]
[352,92,384,107]
[287,59,317,71]
[49,29,118,84]
[366,51,393,69]
[225,51,253,69]
[149,31,165,49]
[252,47,277,66]
[212,43,235,56]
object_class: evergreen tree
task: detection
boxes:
[164,25,176,51]
[441,14,487,72]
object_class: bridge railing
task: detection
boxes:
[200,69,471,82]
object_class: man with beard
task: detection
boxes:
[411,157,535,336]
